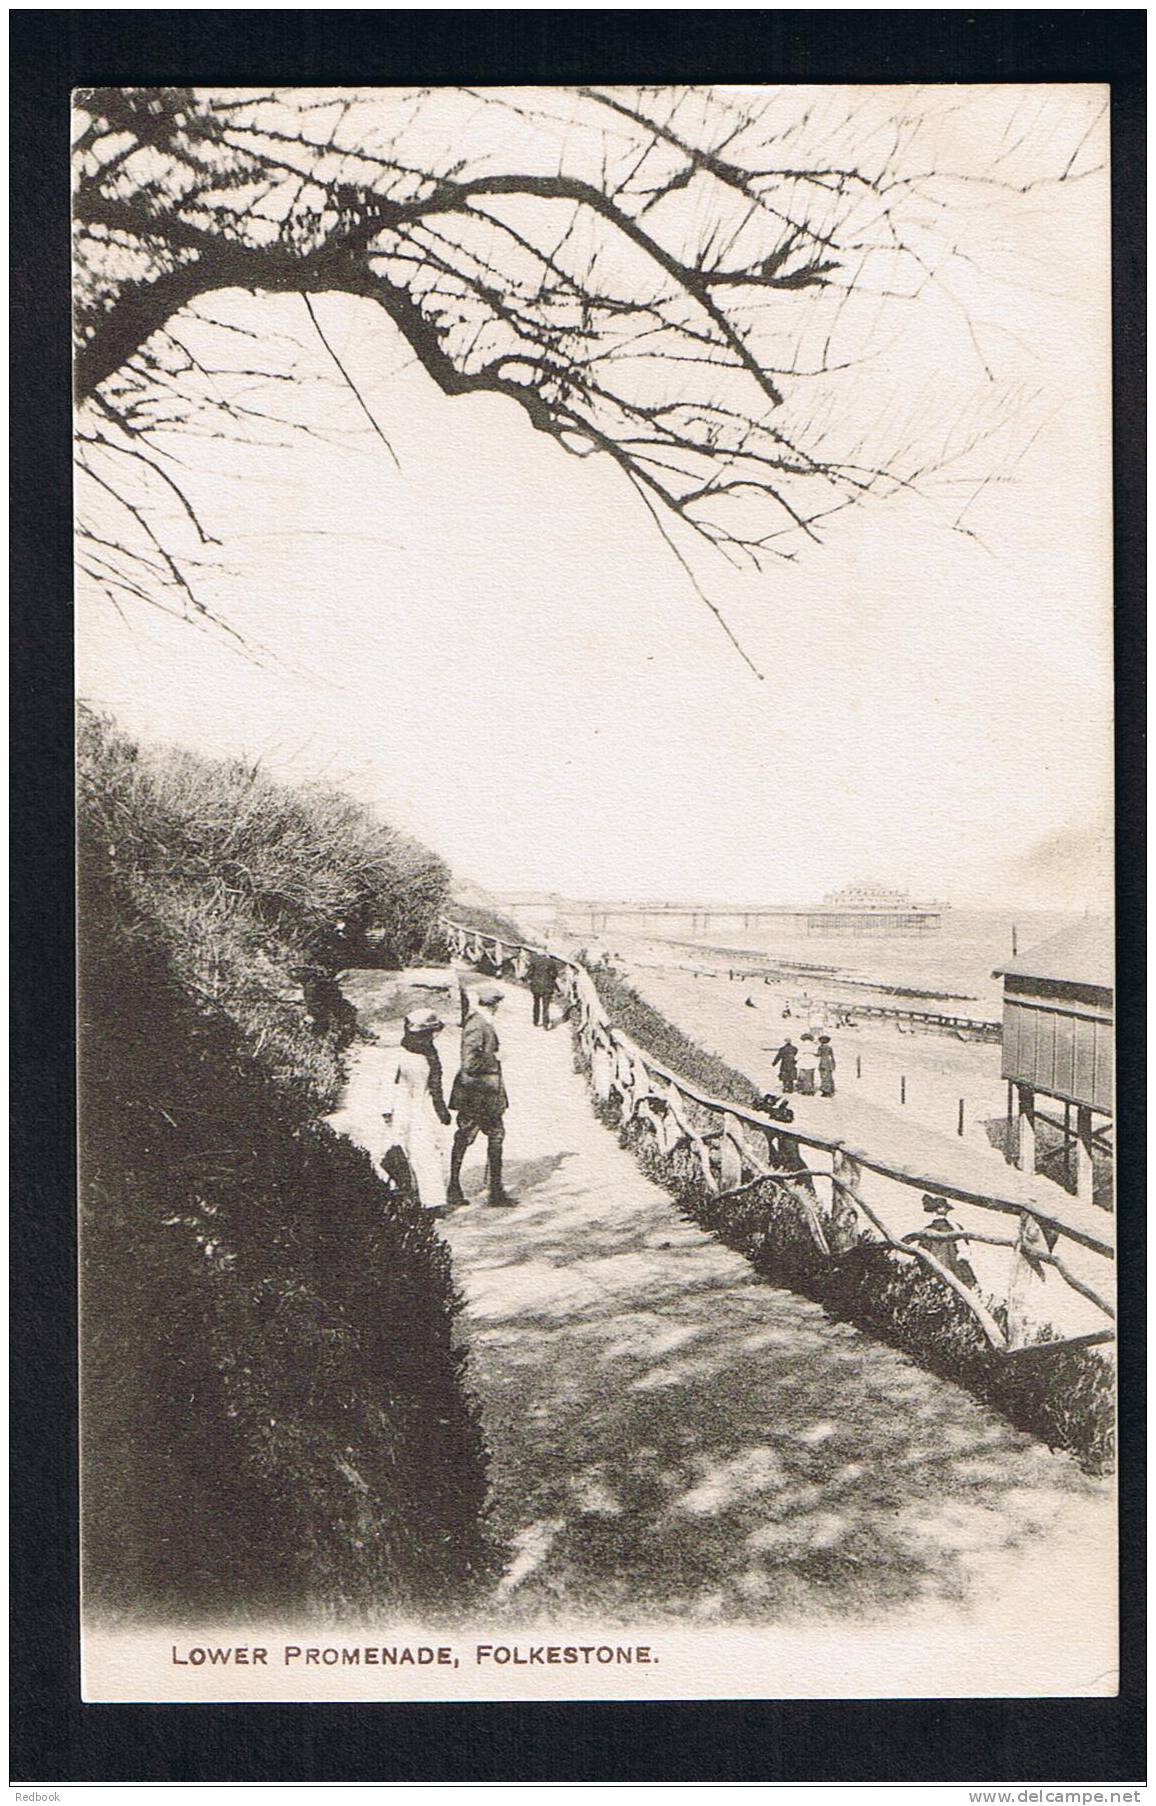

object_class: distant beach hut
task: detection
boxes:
[994,917,1113,1201]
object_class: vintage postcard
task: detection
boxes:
[74,83,1116,1704]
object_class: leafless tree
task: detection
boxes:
[73,84,1104,670]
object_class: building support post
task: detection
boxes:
[1016,1084,1036,1175]
[1075,1105,1095,1203]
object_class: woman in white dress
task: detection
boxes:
[1005,1210,1054,1348]
[382,1008,453,1215]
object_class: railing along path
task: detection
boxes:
[443,921,1115,1358]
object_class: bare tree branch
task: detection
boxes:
[72,84,1104,665]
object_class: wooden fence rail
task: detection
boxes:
[442,920,1115,1357]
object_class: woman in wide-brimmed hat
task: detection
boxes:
[904,1193,979,1289]
[382,1007,454,1215]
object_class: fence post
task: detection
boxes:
[718,1114,744,1191]
[1075,1105,1095,1202]
[957,1098,964,1137]
[900,1074,906,1106]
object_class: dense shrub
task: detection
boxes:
[420,900,525,968]
[79,708,450,1108]
[444,899,524,940]
[571,976,1115,1475]
[79,717,493,1617]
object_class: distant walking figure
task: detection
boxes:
[795,1034,818,1096]
[527,948,559,1029]
[772,1037,798,1094]
[906,1194,978,1290]
[818,1035,837,1098]
[382,1009,453,1214]
[448,984,517,1207]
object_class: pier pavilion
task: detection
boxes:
[995,917,1114,1202]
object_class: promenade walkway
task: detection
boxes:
[337,971,1114,1664]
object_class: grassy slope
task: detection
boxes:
[584,960,761,1106]
[79,714,494,1616]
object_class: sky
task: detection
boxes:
[76,86,1114,912]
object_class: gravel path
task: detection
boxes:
[339,971,1115,1639]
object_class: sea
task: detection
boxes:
[614,908,1098,1015]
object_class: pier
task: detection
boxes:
[498,895,944,942]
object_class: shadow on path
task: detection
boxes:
[433,982,1112,1629]
[339,968,1113,1635]
[457,1151,579,1203]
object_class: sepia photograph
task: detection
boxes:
[68,73,1122,1710]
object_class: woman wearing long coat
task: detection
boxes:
[382,1008,453,1213]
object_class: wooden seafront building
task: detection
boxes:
[995,917,1114,1203]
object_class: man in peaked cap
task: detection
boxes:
[447,983,518,1207]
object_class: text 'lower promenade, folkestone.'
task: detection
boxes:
[171,1644,657,1668]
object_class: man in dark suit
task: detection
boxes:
[447,984,517,1207]
[771,1036,798,1093]
[526,949,559,1029]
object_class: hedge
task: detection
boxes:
[79,716,494,1617]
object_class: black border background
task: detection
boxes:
[10,9,1145,1784]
